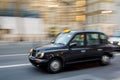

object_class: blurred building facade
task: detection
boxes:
[29,0,86,33]
[115,0,120,30]
[0,0,117,41]
[86,0,116,36]
[0,0,44,41]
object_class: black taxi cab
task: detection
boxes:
[29,30,114,73]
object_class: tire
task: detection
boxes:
[47,59,62,73]
[99,55,110,66]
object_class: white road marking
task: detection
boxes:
[0,53,119,69]
[115,53,120,56]
[0,54,28,57]
[0,63,31,69]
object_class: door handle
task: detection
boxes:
[81,50,86,53]
[97,49,103,51]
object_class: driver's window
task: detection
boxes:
[71,34,85,47]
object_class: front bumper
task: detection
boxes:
[112,45,120,51]
[29,56,49,67]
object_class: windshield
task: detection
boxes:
[52,33,73,45]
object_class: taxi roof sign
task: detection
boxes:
[63,29,70,33]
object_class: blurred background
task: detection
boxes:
[0,0,119,42]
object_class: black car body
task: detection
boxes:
[29,30,114,73]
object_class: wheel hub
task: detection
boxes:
[102,56,110,63]
[50,60,60,71]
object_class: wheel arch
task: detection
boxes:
[103,52,113,58]
[50,56,65,67]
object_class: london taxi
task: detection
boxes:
[29,30,114,73]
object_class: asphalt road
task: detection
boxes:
[0,42,120,80]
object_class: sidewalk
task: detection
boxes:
[0,40,50,45]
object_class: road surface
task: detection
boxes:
[0,42,120,80]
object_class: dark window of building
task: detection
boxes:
[8,2,16,10]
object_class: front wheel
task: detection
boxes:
[47,59,62,73]
[99,55,111,66]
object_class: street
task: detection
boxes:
[0,42,120,80]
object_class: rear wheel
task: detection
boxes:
[47,59,62,73]
[99,55,110,65]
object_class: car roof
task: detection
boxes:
[69,30,105,34]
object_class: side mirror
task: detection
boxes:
[70,42,77,47]
[51,40,54,43]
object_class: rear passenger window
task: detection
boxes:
[87,33,99,45]
[100,34,107,44]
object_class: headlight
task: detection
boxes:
[109,41,113,44]
[38,52,45,58]
[118,42,120,46]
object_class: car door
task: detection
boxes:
[99,33,108,54]
[84,33,102,60]
[65,33,86,63]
